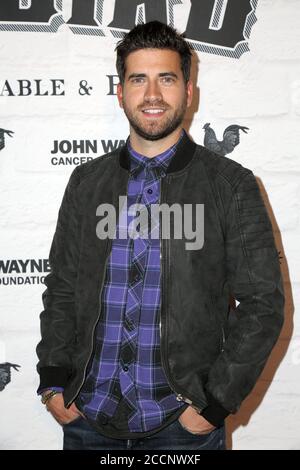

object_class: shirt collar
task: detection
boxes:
[127,129,185,178]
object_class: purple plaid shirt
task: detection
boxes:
[78,130,187,433]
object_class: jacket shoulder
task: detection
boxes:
[196,144,252,190]
[71,147,122,184]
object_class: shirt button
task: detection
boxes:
[123,365,129,372]
[147,188,153,194]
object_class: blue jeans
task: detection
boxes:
[63,416,226,450]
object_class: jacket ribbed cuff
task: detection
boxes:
[200,391,230,427]
[37,366,70,393]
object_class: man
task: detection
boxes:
[36,21,285,450]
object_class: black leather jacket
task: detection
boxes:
[36,131,284,424]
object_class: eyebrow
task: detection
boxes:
[127,72,178,81]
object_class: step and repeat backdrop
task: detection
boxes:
[0,0,299,450]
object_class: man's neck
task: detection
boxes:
[128,127,183,158]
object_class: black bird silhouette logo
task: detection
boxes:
[0,128,14,151]
[0,363,21,391]
[203,123,249,156]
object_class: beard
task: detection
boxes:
[121,94,188,141]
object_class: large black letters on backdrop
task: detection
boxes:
[0,0,56,22]
[0,0,258,58]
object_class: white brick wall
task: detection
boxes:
[0,0,299,450]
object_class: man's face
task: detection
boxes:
[117,48,193,141]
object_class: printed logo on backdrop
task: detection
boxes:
[0,128,14,151]
[0,0,258,59]
[203,123,249,156]
[50,125,249,166]
[0,259,49,286]
[0,363,20,391]
[50,138,126,165]
[0,77,115,97]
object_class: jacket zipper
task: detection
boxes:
[158,176,205,412]
[221,325,225,352]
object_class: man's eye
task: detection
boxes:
[161,76,175,84]
[132,77,144,83]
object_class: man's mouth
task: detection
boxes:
[142,108,166,118]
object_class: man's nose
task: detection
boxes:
[144,80,163,102]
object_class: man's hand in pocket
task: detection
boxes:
[44,392,85,425]
[178,405,216,435]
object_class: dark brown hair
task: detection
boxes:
[115,21,192,85]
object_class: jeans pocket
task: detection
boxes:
[176,418,214,436]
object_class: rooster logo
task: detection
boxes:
[203,123,249,156]
[0,128,14,151]
[0,362,20,391]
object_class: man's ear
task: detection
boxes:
[117,82,123,109]
[186,80,193,108]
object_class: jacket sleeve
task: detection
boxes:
[36,166,81,391]
[202,170,285,425]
